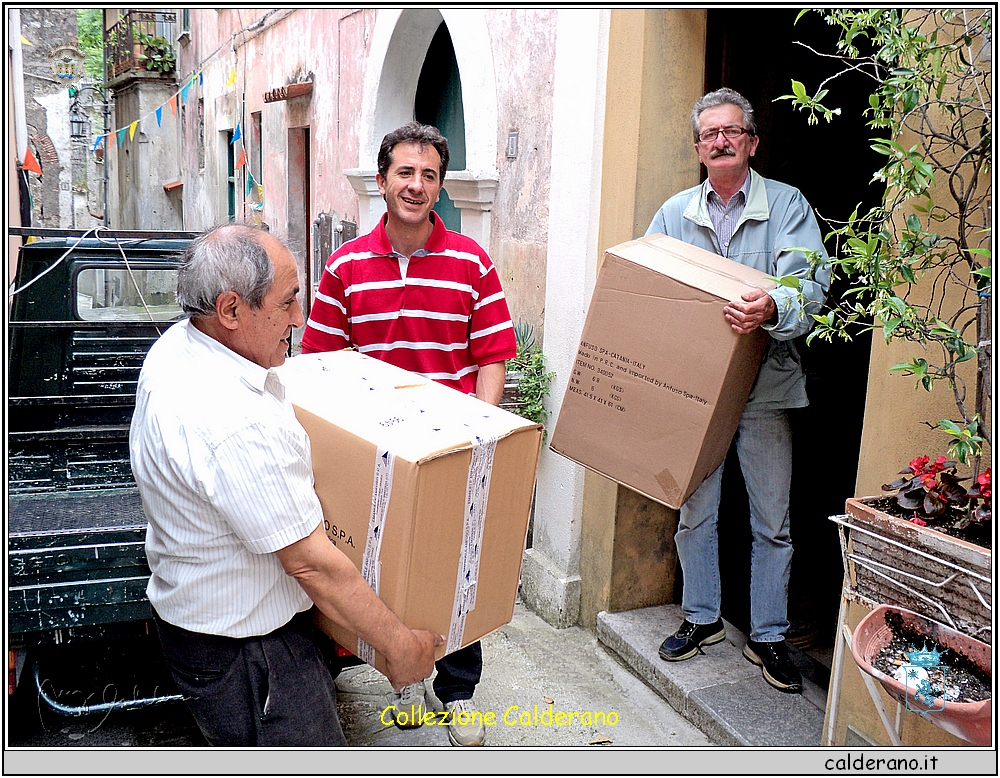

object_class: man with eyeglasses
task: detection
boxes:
[645,88,830,694]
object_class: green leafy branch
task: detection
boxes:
[776,9,992,467]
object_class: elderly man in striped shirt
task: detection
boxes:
[131,225,442,746]
[301,122,517,746]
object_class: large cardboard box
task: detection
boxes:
[549,234,774,509]
[276,350,542,671]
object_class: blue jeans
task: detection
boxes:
[675,409,793,643]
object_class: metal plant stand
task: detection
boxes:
[823,511,992,747]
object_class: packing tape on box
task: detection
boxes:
[446,433,498,654]
[358,446,394,665]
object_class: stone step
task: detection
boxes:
[597,604,827,747]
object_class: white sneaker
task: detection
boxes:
[388,681,426,729]
[445,698,486,746]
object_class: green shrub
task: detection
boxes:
[508,321,555,438]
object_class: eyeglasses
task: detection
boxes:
[697,127,752,144]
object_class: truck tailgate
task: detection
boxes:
[9,490,152,636]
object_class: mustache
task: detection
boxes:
[710,147,737,159]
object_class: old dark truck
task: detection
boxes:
[7,228,361,731]
[7,229,195,722]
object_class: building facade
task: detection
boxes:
[12,8,104,232]
[92,7,986,644]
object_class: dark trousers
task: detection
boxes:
[153,609,347,747]
[433,641,482,704]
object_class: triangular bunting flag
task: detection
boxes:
[181,84,190,102]
[226,68,236,88]
[168,96,177,117]
[155,106,162,127]
[235,147,247,169]
[22,147,42,175]
[246,172,253,195]
[198,71,204,85]
[257,184,264,199]
[129,120,138,141]
[91,135,102,153]
[231,123,242,144]
[118,127,127,147]
[21,34,32,45]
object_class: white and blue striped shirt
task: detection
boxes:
[130,319,320,637]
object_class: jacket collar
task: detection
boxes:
[683,168,770,228]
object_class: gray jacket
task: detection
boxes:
[646,169,831,409]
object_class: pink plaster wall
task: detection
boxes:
[176,8,559,338]
[485,10,558,337]
[177,9,373,236]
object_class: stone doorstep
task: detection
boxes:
[597,604,827,747]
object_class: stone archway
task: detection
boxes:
[345,9,499,247]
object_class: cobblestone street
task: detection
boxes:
[9,601,709,749]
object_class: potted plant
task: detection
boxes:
[850,604,991,746]
[841,457,992,645]
[778,9,992,639]
[135,32,176,74]
[502,320,555,438]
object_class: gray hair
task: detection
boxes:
[177,224,274,318]
[377,121,450,180]
[691,88,757,142]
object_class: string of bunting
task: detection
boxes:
[21,28,265,211]
[20,10,286,191]
[96,68,208,153]
[230,120,264,208]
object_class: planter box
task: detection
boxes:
[840,498,992,645]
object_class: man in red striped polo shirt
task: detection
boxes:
[301,122,516,746]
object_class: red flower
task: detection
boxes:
[977,469,991,501]
[910,517,927,526]
[909,455,930,474]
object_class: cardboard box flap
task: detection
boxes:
[617,234,776,299]
[277,351,538,463]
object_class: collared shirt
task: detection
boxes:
[706,172,752,257]
[130,318,320,638]
[300,213,517,394]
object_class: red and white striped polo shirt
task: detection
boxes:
[301,213,516,395]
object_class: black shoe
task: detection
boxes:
[742,639,802,693]
[658,619,726,661]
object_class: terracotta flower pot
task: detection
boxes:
[843,497,992,644]
[851,604,992,746]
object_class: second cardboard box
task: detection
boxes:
[549,234,775,509]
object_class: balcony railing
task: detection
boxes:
[107,10,176,79]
